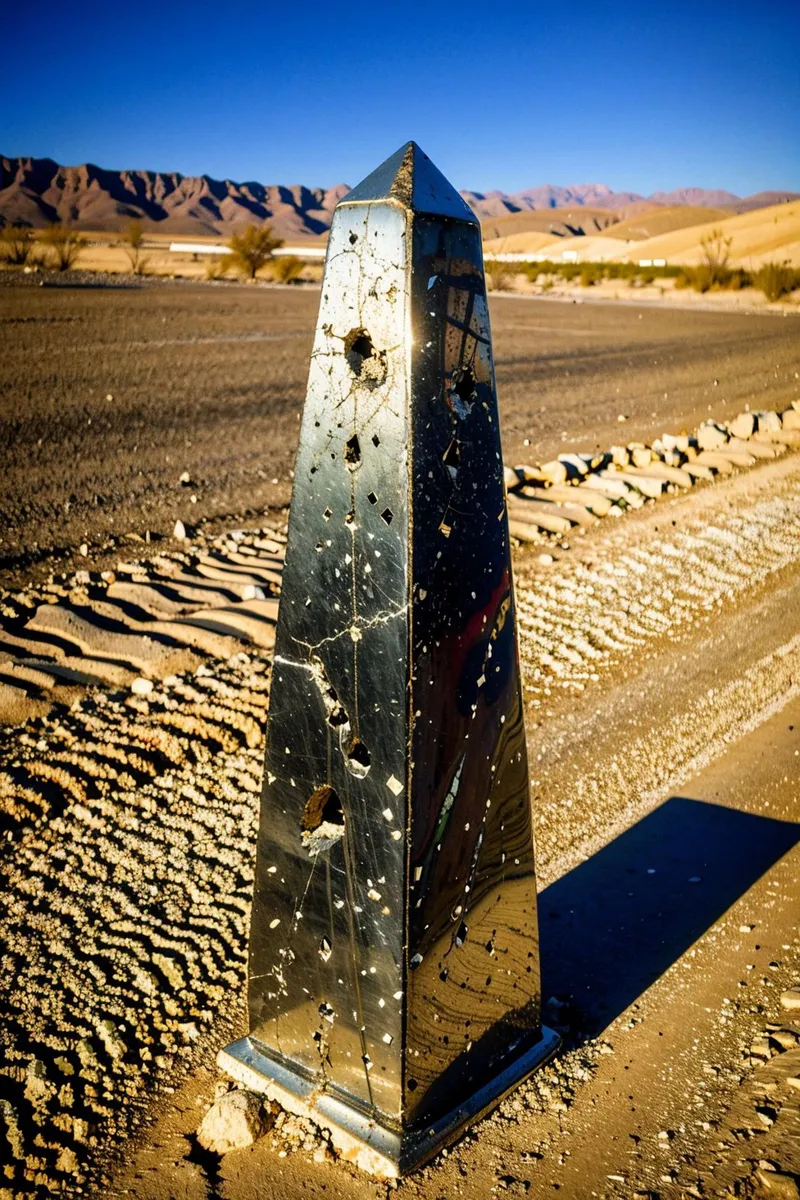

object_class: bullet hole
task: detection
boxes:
[439,968,449,982]
[319,1002,335,1021]
[319,937,332,962]
[455,921,469,947]
[346,737,371,778]
[349,231,358,245]
[300,785,345,856]
[407,1078,418,1091]
[380,507,394,526]
[345,328,387,389]
[367,491,378,505]
[345,434,361,468]
[323,507,332,521]
[485,938,495,954]
[450,365,477,418]
[372,434,380,447]
[310,656,349,727]
[486,975,492,986]
[345,510,355,527]
[310,465,317,475]
[315,541,324,552]
[442,438,460,479]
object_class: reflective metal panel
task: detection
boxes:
[221,142,556,1175]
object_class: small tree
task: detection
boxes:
[228,224,283,280]
[40,223,86,271]
[123,219,148,274]
[0,224,35,265]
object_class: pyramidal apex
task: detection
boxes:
[342,141,478,223]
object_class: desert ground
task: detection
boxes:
[2,275,800,1200]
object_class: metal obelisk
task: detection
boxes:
[219,142,557,1175]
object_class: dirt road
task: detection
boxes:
[2,278,800,1199]
[1,278,797,584]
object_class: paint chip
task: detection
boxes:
[386,775,403,796]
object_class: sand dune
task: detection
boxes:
[479,206,619,241]
[619,200,800,267]
[604,205,732,241]
[483,200,800,268]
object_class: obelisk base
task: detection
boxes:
[219,1026,559,1177]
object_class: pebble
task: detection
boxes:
[174,520,187,540]
[79,543,89,557]
[780,988,800,1011]
[130,678,154,696]
[728,412,755,439]
[538,554,554,566]
[241,584,266,601]
[197,1089,266,1154]
[697,421,728,450]
[756,410,782,434]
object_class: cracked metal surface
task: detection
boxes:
[232,142,550,1171]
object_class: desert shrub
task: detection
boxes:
[579,263,602,287]
[123,219,149,274]
[40,224,86,271]
[699,227,734,287]
[205,257,231,280]
[228,224,283,280]
[753,261,799,302]
[484,260,515,291]
[0,224,35,265]
[272,254,304,284]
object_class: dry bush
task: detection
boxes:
[40,224,86,271]
[753,261,799,302]
[123,219,149,275]
[271,254,304,284]
[228,224,283,280]
[0,225,36,266]
[205,257,231,280]
[484,260,515,291]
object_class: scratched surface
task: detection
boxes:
[244,143,545,1153]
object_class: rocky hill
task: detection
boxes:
[1,155,797,237]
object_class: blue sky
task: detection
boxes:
[3,0,798,196]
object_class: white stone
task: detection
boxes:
[756,410,782,434]
[174,520,187,540]
[782,408,800,430]
[780,987,800,1011]
[197,1088,266,1154]
[728,412,756,439]
[79,543,89,557]
[131,678,154,695]
[697,421,728,450]
[631,447,653,468]
[540,459,568,486]
[241,584,266,601]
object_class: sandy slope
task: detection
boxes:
[618,198,800,267]
[602,204,732,240]
[482,199,800,267]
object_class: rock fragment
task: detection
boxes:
[754,1171,800,1200]
[780,988,800,1011]
[728,412,755,439]
[697,421,729,450]
[197,1088,266,1154]
[756,410,782,434]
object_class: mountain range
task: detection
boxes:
[2,156,798,239]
